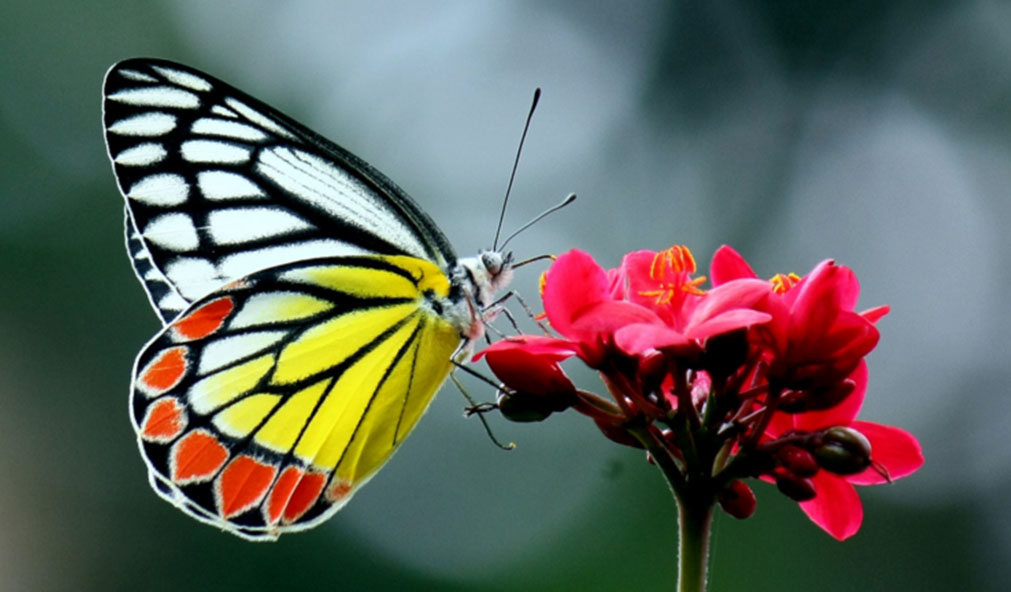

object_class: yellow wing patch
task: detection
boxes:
[271,302,418,385]
[254,378,332,453]
[336,314,459,484]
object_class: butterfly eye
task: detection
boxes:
[482,251,504,275]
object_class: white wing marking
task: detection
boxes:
[127,174,188,206]
[115,143,167,166]
[143,212,200,251]
[118,69,158,83]
[229,291,333,329]
[108,87,200,109]
[257,147,428,259]
[197,330,289,375]
[181,139,251,164]
[151,65,213,92]
[166,257,221,300]
[108,112,177,136]
[224,97,296,140]
[158,292,190,315]
[211,105,238,118]
[192,118,269,142]
[216,240,369,280]
[197,170,266,200]
[207,207,311,245]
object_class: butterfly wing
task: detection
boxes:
[103,58,457,323]
[131,254,462,540]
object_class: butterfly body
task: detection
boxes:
[103,59,511,539]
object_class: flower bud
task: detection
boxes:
[496,390,556,423]
[719,480,757,519]
[774,470,817,502]
[777,445,819,478]
[813,426,872,475]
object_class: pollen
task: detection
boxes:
[641,245,707,304]
[770,273,802,294]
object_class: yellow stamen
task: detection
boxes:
[649,245,697,280]
[770,272,801,294]
[641,245,706,304]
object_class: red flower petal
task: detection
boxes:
[474,336,578,361]
[543,250,610,338]
[614,323,689,355]
[687,308,771,342]
[483,344,576,398]
[861,305,891,324]
[799,471,863,540]
[710,245,758,285]
[846,421,924,485]
[687,279,770,328]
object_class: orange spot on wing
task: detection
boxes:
[173,296,234,341]
[217,455,278,519]
[265,466,303,525]
[140,397,187,442]
[283,472,327,523]
[171,430,228,484]
[139,346,188,395]
[326,479,353,503]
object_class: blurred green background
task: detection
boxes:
[2,1,1006,590]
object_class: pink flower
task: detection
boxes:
[712,246,890,390]
[762,363,924,540]
[474,243,922,545]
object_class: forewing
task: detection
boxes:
[103,58,457,323]
[130,255,462,539]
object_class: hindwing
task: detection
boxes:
[130,255,462,539]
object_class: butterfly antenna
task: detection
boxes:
[499,193,576,250]
[493,88,541,251]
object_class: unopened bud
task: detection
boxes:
[719,480,757,519]
[774,471,817,502]
[496,390,554,422]
[777,445,819,478]
[813,426,872,475]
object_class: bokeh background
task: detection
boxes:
[2,1,1008,590]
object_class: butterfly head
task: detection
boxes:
[448,250,514,341]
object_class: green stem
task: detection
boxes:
[676,491,715,592]
[630,426,714,591]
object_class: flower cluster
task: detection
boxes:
[476,245,923,540]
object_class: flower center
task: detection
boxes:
[640,245,707,304]
[770,272,801,294]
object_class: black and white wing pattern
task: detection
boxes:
[103,58,457,324]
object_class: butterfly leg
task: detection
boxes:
[484,289,552,336]
[449,372,515,450]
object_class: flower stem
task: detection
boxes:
[676,490,715,592]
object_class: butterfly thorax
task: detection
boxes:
[446,249,514,343]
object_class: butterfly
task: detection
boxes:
[103,58,515,540]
